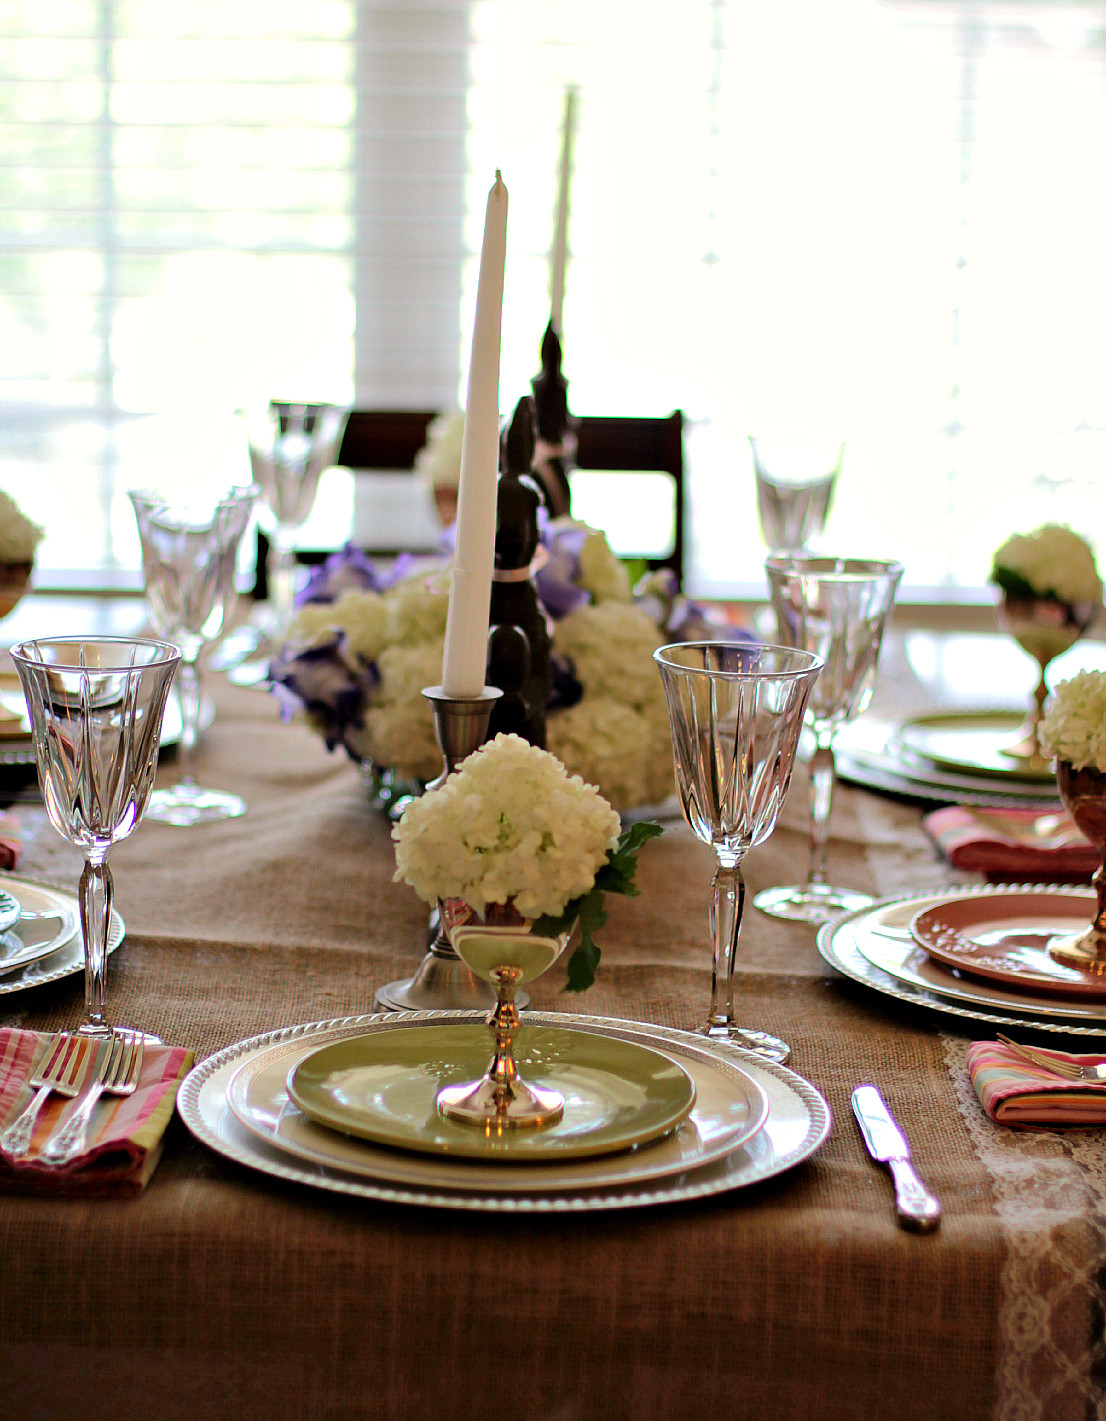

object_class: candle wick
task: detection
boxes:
[494,169,504,191]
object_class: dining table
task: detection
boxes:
[2,599,1105,1421]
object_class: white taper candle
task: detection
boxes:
[550,89,576,335]
[441,170,508,698]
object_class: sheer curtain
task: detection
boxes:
[3,0,1104,592]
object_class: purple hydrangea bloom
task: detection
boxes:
[547,650,584,711]
[534,521,592,620]
[297,543,416,607]
[269,631,379,759]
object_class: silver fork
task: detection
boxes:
[42,1033,143,1165]
[997,1033,1106,1083]
[0,1034,95,1158]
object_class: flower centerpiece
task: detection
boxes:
[391,732,662,990]
[0,489,44,619]
[989,524,1103,762]
[270,519,740,812]
[1038,671,1106,971]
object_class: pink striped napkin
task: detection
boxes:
[0,1027,193,1196]
[967,1039,1106,1126]
[0,811,22,870]
[923,805,1097,883]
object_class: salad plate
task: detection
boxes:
[287,1023,697,1161]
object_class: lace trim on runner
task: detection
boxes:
[942,1033,1106,1421]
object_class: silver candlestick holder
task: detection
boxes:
[375,684,529,1012]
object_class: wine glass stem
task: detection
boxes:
[177,658,202,788]
[267,526,298,641]
[79,853,113,1033]
[806,734,837,890]
[707,854,744,1037]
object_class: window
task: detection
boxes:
[4,0,1105,595]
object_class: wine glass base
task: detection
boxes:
[76,1022,162,1044]
[146,784,247,827]
[753,883,874,925]
[706,1023,790,1064]
[437,1075,565,1129]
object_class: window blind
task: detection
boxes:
[2,0,1104,592]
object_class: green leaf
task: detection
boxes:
[532,821,663,992]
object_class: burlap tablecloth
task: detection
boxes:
[0,679,1098,1421]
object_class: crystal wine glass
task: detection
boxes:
[129,486,257,826]
[10,637,181,1037]
[750,434,844,553]
[654,641,822,1063]
[755,555,903,925]
[247,401,349,644]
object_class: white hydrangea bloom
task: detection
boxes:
[384,578,450,645]
[1039,670,1106,772]
[547,699,651,810]
[993,524,1103,605]
[364,641,444,779]
[577,527,632,603]
[0,490,43,564]
[554,602,666,713]
[392,733,621,918]
[413,410,465,490]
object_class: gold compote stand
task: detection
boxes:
[435,905,575,1130]
[1049,761,1106,974]
[998,589,1099,769]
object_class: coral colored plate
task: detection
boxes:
[911,890,1106,999]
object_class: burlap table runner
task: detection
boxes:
[0,680,1088,1421]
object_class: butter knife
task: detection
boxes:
[851,1084,941,1232]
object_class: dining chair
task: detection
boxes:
[253,407,686,592]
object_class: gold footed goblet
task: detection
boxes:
[1048,761,1106,974]
[998,590,1099,769]
[435,907,574,1131]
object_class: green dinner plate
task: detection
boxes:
[892,710,1054,783]
[287,1023,697,1162]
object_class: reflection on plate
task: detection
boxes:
[892,711,1054,783]
[179,1011,831,1213]
[911,891,1106,999]
[0,690,216,770]
[228,1020,768,1193]
[288,1024,698,1162]
[0,875,124,995]
[817,886,1106,1037]
[0,878,80,976]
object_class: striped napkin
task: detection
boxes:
[0,811,22,870]
[0,1027,193,1196]
[923,805,1097,883]
[967,1039,1106,1126]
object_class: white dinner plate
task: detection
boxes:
[818,885,1106,1037]
[0,875,124,996]
[0,877,80,977]
[179,1010,831,1212]
[226,1016,768,1192]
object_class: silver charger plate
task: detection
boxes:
[0,875,124,996]
[178,1010,832,1213]
[836,744,1059,808]
[818,884,1106,1037]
